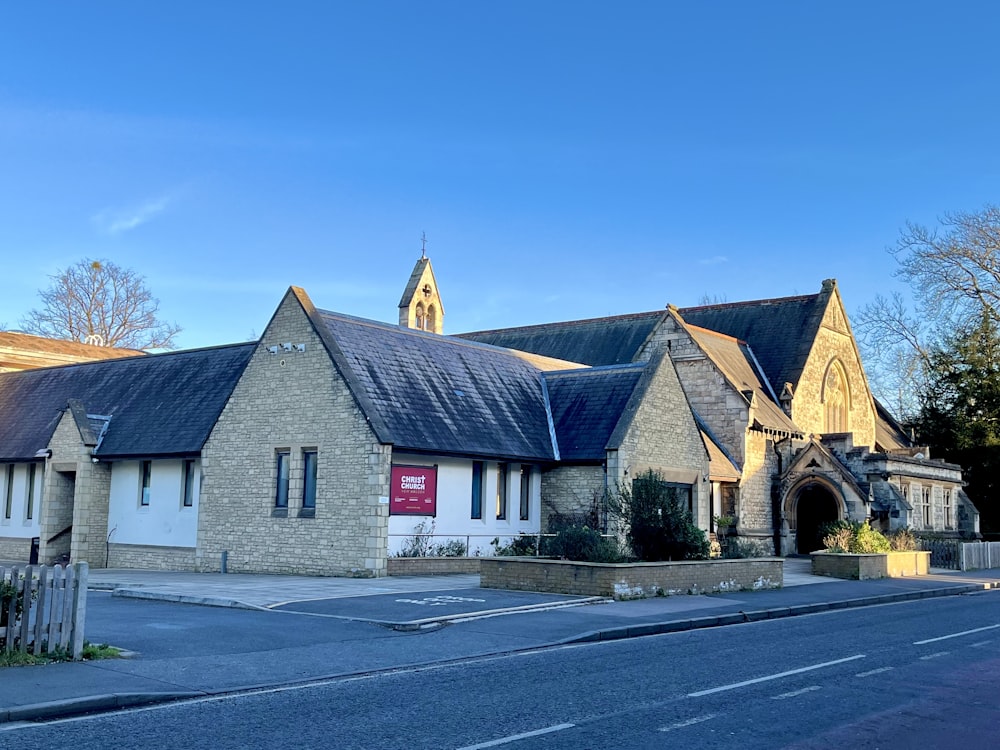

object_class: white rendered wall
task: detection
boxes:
[0,463,43,538]
[388,454,541,556]
[107,460,200,548]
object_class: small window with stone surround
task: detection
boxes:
[302,449,318,513]
[519,465,532,521]
[943,488,953,530]
[275,450,291,511]
[921,486,932,529]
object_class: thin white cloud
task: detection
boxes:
[699,255,729,266]
[92,194,173,235]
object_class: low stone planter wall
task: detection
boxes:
[387,556,481,576]
[479,557,783,599]
[810,550,931,580]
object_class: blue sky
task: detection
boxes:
[2,2,999,348]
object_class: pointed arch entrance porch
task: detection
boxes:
[786,478,843,554]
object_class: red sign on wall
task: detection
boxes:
[390,465,437,516]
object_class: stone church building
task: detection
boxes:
[0,257,979,575]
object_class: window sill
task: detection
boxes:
[297,508,315,519]
[271,508,288,518]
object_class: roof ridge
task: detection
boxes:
[679,292,819,313]
[318,308,573,365]
[545,362,647,378]
[459,309,666,337]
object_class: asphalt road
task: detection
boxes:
[6,591,1000,749]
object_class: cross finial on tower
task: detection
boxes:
[420,231,428,259]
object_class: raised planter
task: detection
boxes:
[479,556,783,599]
[387,556,481,576]
[810,550,931,580]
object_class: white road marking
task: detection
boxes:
[856,667,894,677]
[772,685,821,700]
[913,623,1000,645]
[659,714,717,732]
[970,640,992,648]
[455,724,576,749]
[688,654,866,697]
[919,651,949,660]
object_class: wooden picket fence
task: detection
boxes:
[0,562,88,660]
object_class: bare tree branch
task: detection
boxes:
[20,259,181,349]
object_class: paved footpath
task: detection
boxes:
[2,561,999,725]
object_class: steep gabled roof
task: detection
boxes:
[543,363,646,461]
[0,343,255,461]
[683,323,801,435]
[679,288,829,394]
[458,311,666,366]
[317,311,556,461]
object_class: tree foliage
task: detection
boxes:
[609,470,709,561]
[21,259,180,349]
[855,204,1000,420]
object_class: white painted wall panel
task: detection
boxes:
[107,460,199,548]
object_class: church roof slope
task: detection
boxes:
[318,311,556,461]
[678,290,827,394]
[684,324,801,435]
[458,311,666,366]
[543,364,646,461]
[0,343,255,461]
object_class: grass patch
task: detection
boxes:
[0,642,121,669]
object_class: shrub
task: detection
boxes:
[545,525,623,563]
[492,534,540,556]
[888,527,918,551]
[609,470,709,561]
[720,538,771,559]
[822,521,892,554]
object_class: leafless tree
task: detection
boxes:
[21,259,181,349]
[855,204,1000,420]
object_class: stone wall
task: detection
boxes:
[658,316,749,465]
[611,351,710,525]
[811,550,930,580]
[41,410,83,564]
[738,431,777,551]
[480,556,783,599]
[540,464,605,530]
[792,289,876,448]
[387,556,480,576]
[69,459,111,568]
[107,543,197,570]
[199,291,391,577]
[0,537,31,560]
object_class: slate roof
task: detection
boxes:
[678,289,828,395]
[458,311,666,367]
[0,343,254,461]
[684,324,801,435]
[543,364,646,461]
[318,311,556,461]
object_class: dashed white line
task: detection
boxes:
[772,685,821,700]
[913,624,1000,645]
[919,651,949,661]
[970,640,992,648]
[455,724,576,749]
[856,667,894,677]
[687,654,866,697]
[659,714,717,732]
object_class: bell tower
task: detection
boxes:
[398,235,444,334]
